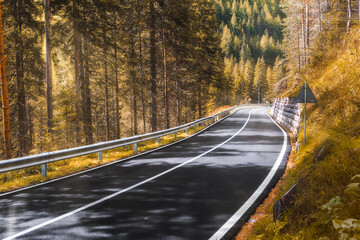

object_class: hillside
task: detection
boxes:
[239,14,360,240]
[212,0,286,104]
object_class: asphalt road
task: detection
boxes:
[0,107,290,240]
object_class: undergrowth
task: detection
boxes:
[247,27,360,239]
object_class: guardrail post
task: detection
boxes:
[42,164,47,177]
[134,143,138,154]
[0,107,239,175]
[98,151,103,162]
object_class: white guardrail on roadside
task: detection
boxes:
[0,104,269,177]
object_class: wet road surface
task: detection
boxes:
[0,107,290,240]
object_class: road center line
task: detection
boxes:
[4,109,255,240]
[209,111,288,240]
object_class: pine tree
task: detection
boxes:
[220,25,232,57]
[244,60,255,102]
[149,0,157,132]
[45,0,53,134]
[0,0,229,156]
[0,2,12,159]
[265,66,274,95]
[273,56,285,82]
[254,57,267,103]
[3,0,44,155]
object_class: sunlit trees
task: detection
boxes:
[282,0,360,74]
[3,0,44,156]
[0,2,11,159]
[254,57,267,103]
[0,0,226,157]
[214,0,285,103]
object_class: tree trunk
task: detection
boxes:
[175,60,181,126]
[114,13,120,139]
[150,0,157,132]
[163,28,169,129]
[73,0,82,145]
[138,18,146,134]
[104,58,110,141]
[297,25,301,72]
[136,0,146,134]
[131,41,138,136]
[130,95,133,136]
[198,82,202,118]
[184,93,188,123]
[318,0,322,32]
[0,2,12,159]
[14,0,27,156]
[82,38,93,144]
[347,0,351,33]
[94,102,99,142]
[45,0,53,134]
[301,7,306,65]
[27,105,33,150]
[305,1,310,65]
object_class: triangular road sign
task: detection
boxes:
[294,82,318,103]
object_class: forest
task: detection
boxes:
[214,0,286,104]
[235,0,360,239]
[0,0,229,158]
[1,0,360,238]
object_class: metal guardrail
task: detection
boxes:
[0,104,270,177]
[0,106,236,176]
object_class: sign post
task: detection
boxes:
[294,82,318,144]
[304,82,307,144]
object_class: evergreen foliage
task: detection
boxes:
[237,0,360,238]
[213,0,285,103]
[0,0,225,157]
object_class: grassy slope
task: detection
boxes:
[243,27,360,239]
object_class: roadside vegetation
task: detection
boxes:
[238,22,360,240]
[1,0,360,238]
[0,0,227,159]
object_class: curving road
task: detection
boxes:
[0,107,290,240]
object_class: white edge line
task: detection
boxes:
[0,107,244,198]
[209,111,288,240]
[3,108,255,240]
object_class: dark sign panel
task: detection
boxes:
[294,82,318,103]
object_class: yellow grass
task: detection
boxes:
[237,26,360,239]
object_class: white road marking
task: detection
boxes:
[3,109,255,240]
[209,111,288,240]
[0,106,243,198]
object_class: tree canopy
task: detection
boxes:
[0,0,226,157]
